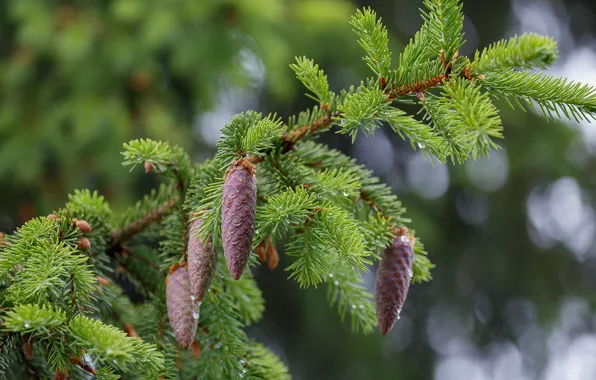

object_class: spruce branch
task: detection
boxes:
[470,33,558,74]
[480,70,596,122]
[421,0,465,63]
[350,7,392,77]
[290,57,332,105]
[5,1,596,375]
[109,196,180,247]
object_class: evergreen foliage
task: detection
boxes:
[2,0,596,378]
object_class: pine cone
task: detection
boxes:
[375,229,415,335]
[222,158,257,280]
[166,265,199,349]
[187,218,216,303]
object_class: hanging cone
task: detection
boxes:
[187,218,216,303]
[166,265,199,349]
[375,228,415,335]
[221,158,257,280]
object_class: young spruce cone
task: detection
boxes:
[222,158,257,280]
[166,265,199,349]
[375,228,415,335]
[187,218,216,303]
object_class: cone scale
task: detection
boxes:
[222,158,257,280]
[375,228,414,335]
[187,218,216,303]
[166,265,199,349]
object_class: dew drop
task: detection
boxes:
[351,304,357,309]
[418,143,426,149]
[334,280,339,285]
[399,235,410,243]
[190,295,196,301]
[407,268,413,279]
[214,342,222,349]
[192,310,199,320]
[239,359,246,365]
[23,322,30,328]
[359,304,364,309]
[342,191,350,197]
[328,273,334,278]
[106,348,113,355]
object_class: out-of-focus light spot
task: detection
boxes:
[545,334,596,380]
[456,191,489,226]
[517,324,545,367]
[194,41,265,147]
[464,149,509,193]
[382,314,413,354]
[505,298,537,338]
[426,303,475,356]
[544,299,596,379]
[353,129,394,175]
[486,342,529,380]
[434,356,489,380]
[196,90,247,146]
[526,177,596,261]
[474,293,494,324]
[510,0,566,42]
[238,48,265,85]
[406,155,450,199]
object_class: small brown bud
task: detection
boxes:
[97,276,110,286]
[191,341,202,359]
[54,370,69,380]
[75,219,92,233]
[266,238,279,270]
[375,228,415,335]
[77,237,91,250]
[144,161,153,173]
[46,214,61,222]
[123,323,139,338]
[23,338,34,359]
[222,158,257,280]
[166,265,199,349]
[256,241,267,263]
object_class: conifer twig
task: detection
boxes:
[109,196,180,246]
[248,112,338,164]
[284,112,339,143]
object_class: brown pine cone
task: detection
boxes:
[222,158,257,280]
[375,228,415,335]
[166,265,199,349]
[187,218,216,303]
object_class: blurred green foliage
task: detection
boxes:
[0,0,359,224]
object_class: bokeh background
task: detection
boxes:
[1,0,596,378]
